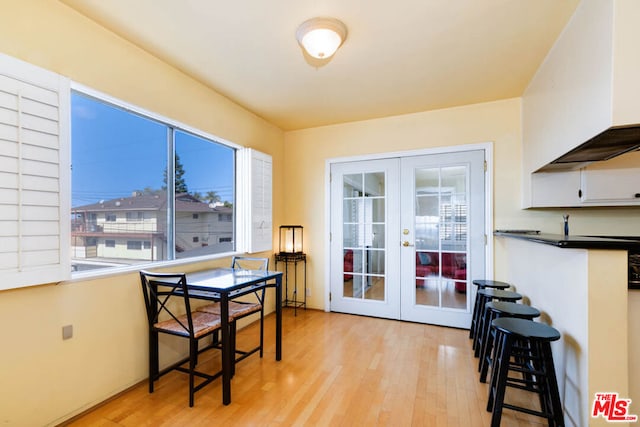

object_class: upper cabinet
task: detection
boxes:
[530,151,640,207]
[522,0,640,208]
[580,151,640,205]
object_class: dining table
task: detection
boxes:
[183,267,283,405]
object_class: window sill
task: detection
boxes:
[62,251,245,284]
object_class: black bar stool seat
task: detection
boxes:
[469,280,512,340]
[478,301,541,382]
[487,318,563,427]
[472,279,511,289]
[472,289,522,355]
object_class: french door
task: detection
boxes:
[329,158,401,319]
[329,150,486,328]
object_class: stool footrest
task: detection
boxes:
[505,377,544,392]
[502,402,554,419]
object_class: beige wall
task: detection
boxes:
[0,1,283,426]
[284,98,521,307]
[283,97,640,307]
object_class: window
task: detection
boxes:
[71,91,236,273]
[219,214,232,222]
[126,212,143,221]
[0,52,272,289]
[127,241,142,250]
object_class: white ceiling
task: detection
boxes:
[60,0,579,131]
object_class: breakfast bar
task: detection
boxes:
[494,231,639,427]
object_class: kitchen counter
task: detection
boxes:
[494,230,640,250]
[495,234,631,424]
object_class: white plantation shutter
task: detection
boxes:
[0,53,70,290]
[247,149,272,253]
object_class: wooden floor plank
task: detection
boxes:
[63,309,554,426]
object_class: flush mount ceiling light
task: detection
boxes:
[296,17,347,59]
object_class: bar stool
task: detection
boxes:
[478,301,541,383]
[472,288,522,356]
[487,318,563,427]
[469,280,511,340]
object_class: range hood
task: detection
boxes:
[535,125,640,172]
[524,0,640,176]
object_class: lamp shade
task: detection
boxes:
[296,17,347,59]
[279,225,303,254]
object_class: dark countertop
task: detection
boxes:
[494,230,640,250]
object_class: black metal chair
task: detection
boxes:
[197,256,269,363]
[139,270,224,407]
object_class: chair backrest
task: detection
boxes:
[231,256,269,271]
[139,270,194,336]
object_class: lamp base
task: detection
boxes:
[274,252,307,316]
[275,252,306,262]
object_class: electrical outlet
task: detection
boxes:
[62,325,73,340]
[306,287,311,297]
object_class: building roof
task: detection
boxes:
[72,192,232,214]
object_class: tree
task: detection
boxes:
[163,153,188,193]
[205,191,221,204]
[134,187,163,196]
[174,154,188,193]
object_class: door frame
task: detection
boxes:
[323,143,494,312]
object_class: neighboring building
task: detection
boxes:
[71,192,233,269]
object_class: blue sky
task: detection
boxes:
[71,92,234,207]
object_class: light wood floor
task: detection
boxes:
[345,277,468,309]
[64,309,548,426]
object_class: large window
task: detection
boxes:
[0,52,271,290]
[70,91,235,273]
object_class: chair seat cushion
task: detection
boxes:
[154,311,221,339]
[197,301,261,319]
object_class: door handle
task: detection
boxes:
[402,241,414,247]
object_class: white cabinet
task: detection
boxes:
[529,151,640,207]
[579,151,640,205]
[580,167,640,204]
[530,170,582,208]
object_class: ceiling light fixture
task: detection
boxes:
[296,17,347,60]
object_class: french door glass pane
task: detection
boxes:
[414,165,469,310]
[372,224,385,248]
[343,171,386,302]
